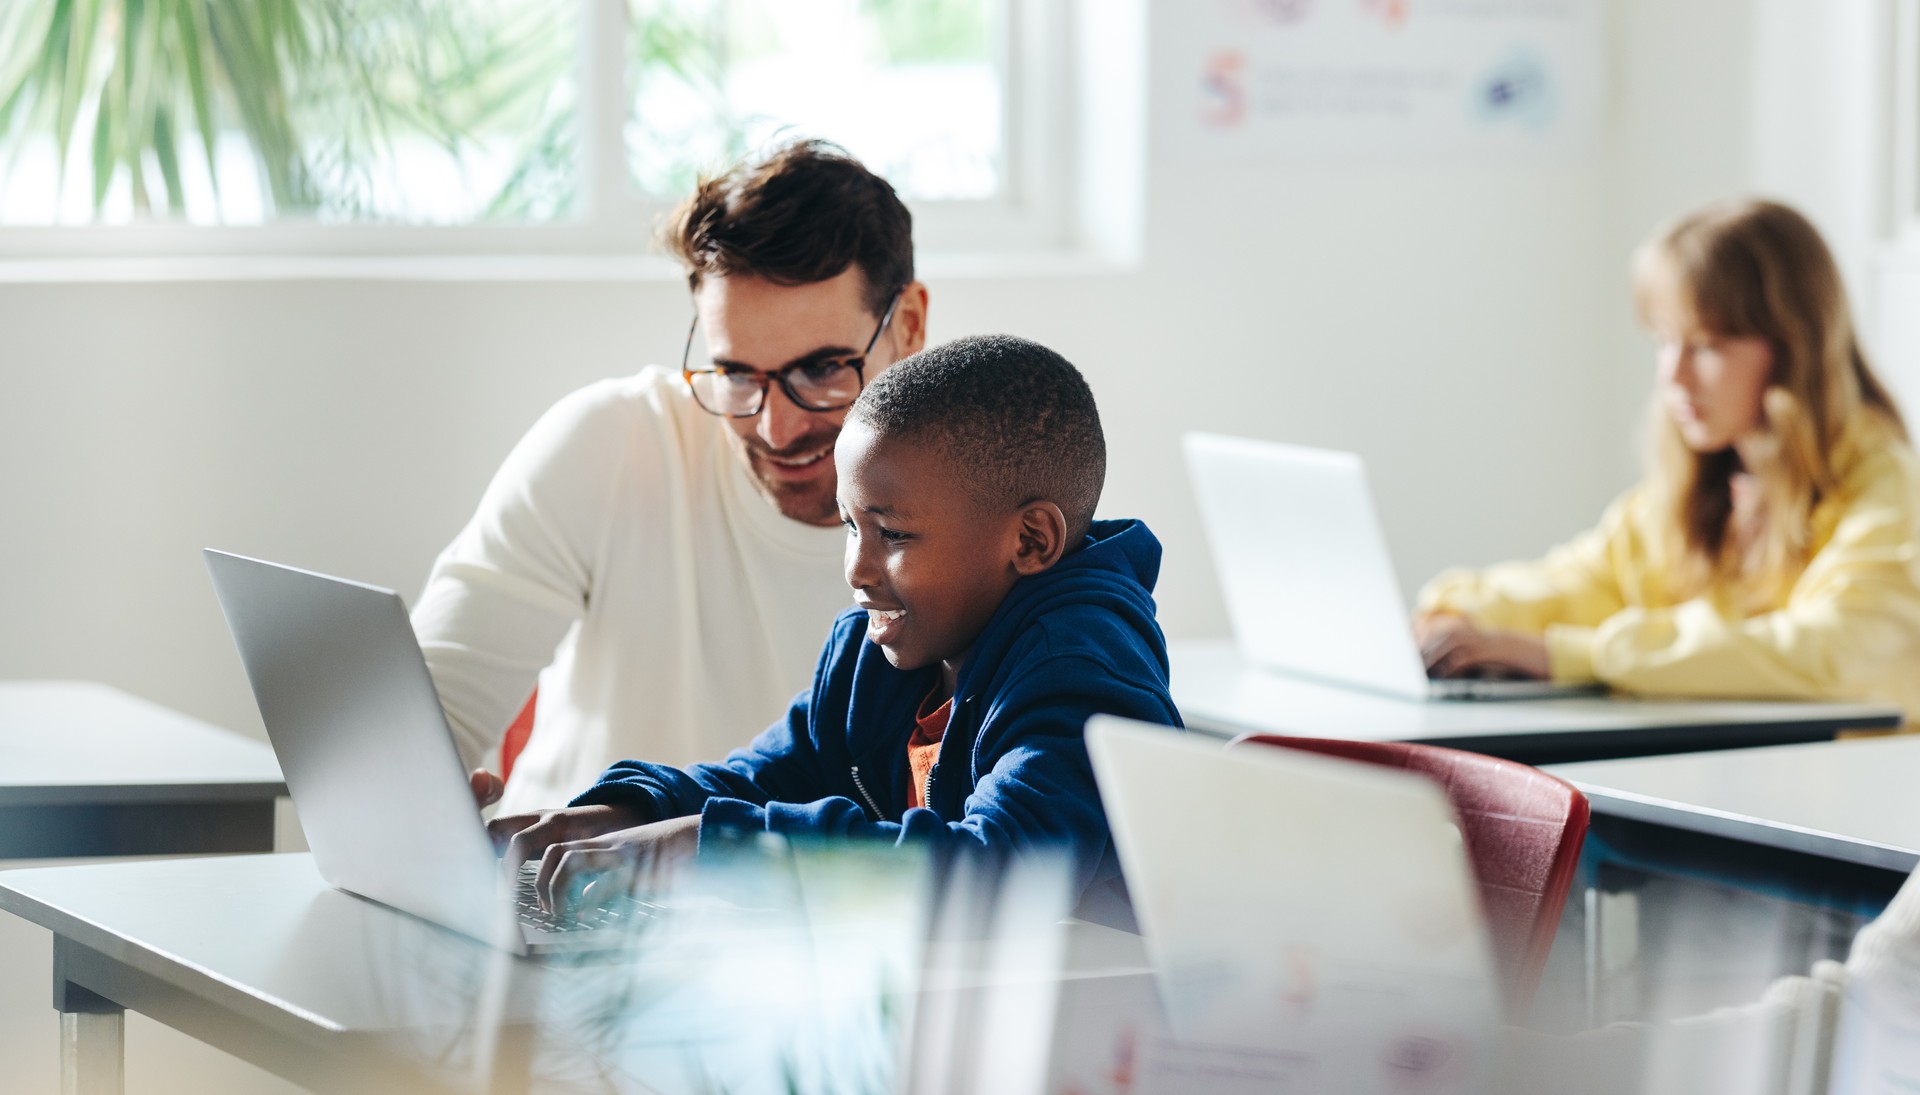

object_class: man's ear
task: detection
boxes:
[892,281,930,357]
[1011,501,1069,576]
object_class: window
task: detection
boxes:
[626,0,1002,202]
[0,0,1068,259]
[0,0,582,226]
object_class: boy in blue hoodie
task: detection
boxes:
[490,334,1181,918]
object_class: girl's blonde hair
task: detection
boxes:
[1633,198,1906,603]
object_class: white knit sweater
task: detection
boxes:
[412,368,851,813]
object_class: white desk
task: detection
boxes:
[1171,638,1904,765]
[0,852,1152,1095]
[2,853,548,1093]
[0,681,286,857]
[1546,738,1920,1025]
[1547,736,1920,876]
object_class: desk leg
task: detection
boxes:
[1583,878,1643,1026]
[55,936,125,1095]
[60,1012,125,1095]
[1584,884,1600,1027]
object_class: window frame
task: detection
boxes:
[0,0,1075,266]
[1894,0,1920,245]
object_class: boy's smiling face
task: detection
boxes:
[835,419,1066,694]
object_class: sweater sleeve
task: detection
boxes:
[1418,491,1645,684]
[411,384,633,771]
[1417,491,1639,638]
[1566,465,1920,700]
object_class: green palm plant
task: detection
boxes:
[0,0,575,221]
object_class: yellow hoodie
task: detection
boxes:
[1417,430,1920,720]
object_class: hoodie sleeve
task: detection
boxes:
[701,650,1181,897]
[565,687,825,819]
[568,619,858,819]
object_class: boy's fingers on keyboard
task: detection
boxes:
[539,842,631,916]
[495,805,621,866]
[495,813,561,869]
[489,811,540,848]
[492,805,648,863]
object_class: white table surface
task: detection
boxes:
[0,681,284,806]
[1169,638,1903,752]
[1546,736,1920,873]
[1,852,532,1035]
[0,852,1153,1093]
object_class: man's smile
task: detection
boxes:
[753,440,837,483]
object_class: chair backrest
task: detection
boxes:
[1229,733,1589,1011]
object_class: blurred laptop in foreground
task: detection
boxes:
[1084,715,1503,1094]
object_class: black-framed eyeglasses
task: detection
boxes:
[681,292,902,419]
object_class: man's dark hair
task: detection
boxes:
[850,335,1106,542]
[661,139,914,316]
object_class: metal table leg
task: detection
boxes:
[56,937,124,1095]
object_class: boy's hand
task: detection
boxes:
[1417,613,1550,680]
[533,815,702,917]
[488,804,648,872]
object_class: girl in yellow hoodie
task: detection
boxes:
[1416,199,1920,720]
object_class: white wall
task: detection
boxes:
[0,0,1765,744]
[0,0,1795,1090]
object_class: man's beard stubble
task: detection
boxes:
[728,427,843,527]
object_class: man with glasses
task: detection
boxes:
[412,140,929,814]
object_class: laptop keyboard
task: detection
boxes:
[513,861,660,934]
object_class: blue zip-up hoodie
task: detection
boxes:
[571,518,1182,907]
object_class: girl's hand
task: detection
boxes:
[1415,613,1551,681]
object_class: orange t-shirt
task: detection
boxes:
[906,693,954,811]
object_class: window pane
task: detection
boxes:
[0,0,578,225]
[626,0,1002,201]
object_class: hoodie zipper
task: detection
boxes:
[920,696,958,814]
[849,765,889,822]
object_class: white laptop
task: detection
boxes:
[1086,716,1502,1092]
[205,549,652,956]
[1183,431,1599,701]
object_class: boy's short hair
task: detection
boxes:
[850,334,1106,541]
[660,139,914,317]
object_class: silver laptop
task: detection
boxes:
[205,549,648,955]
[1086,716,1501,1090]
[1183,431,1599,701]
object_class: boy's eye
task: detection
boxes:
[878,527,911,544]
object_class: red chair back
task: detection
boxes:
[1229,734,1588,1011]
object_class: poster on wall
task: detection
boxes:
[1164,0,1605,162]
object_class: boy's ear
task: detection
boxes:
[1011,501,1069,576]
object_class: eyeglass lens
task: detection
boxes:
[687,360,862,416]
